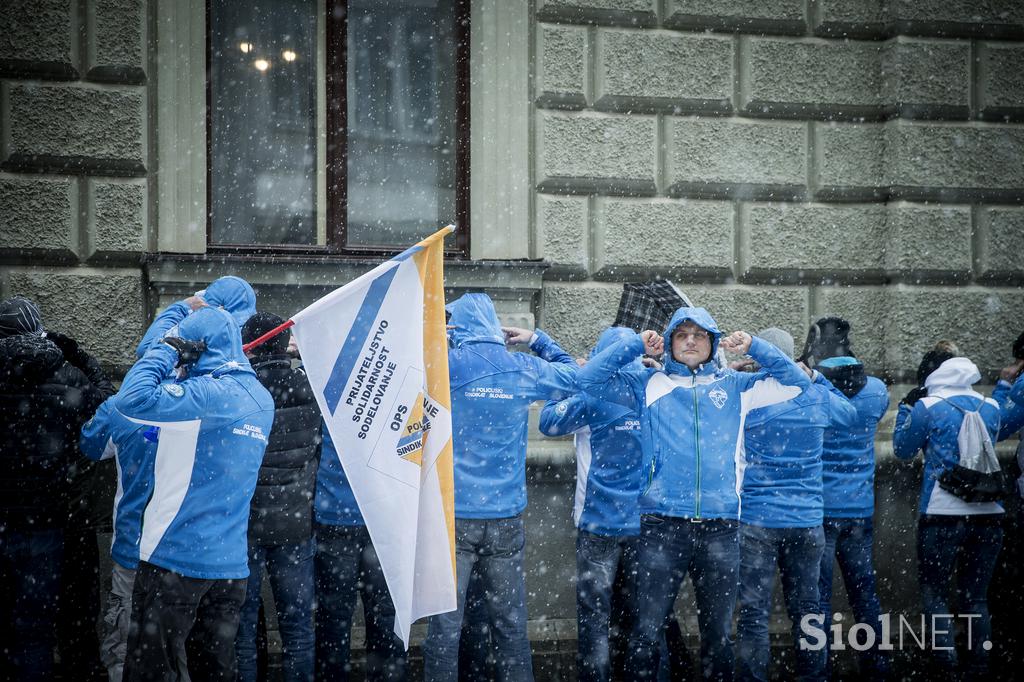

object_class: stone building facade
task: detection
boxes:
[3,0,1024,672]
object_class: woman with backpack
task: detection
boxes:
[893,352,1007,678]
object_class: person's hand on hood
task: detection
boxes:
[900,386,928,407]
[640,330,663,357]
[184,295,208,312]
[720,331,753,355]
[502,327,533,346]
[1000,359,1024,384]
[163,337,207,368]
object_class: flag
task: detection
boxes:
[289,226,456,646]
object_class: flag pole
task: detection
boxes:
[242,319,294,353]
[241,225,455,354]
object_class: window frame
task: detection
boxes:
[204,0,471,258]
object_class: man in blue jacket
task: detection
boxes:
[80,398,158,682]
[734,328,857,682]
[423,293,579,682]
[578,307,811,681]
[539,326,643,682]
[800,317,890,678]
[135,275,257,359]
[114,305,275,681]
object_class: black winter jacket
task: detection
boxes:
[248,355,322,545]
[0,335,109,528]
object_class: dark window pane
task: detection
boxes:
[345,0,458,248]
[209,0,319,245]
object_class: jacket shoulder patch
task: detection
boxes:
[163,383,185,397]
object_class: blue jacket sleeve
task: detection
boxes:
[115,344,208,423]
[576,334,645,410]
[538,395,589,437]
[733,337,812,412]
[135,301,191,359]
[530,329,576,367]
[80,399,116,461]
[815,372,858,429]
[893,401,929,460]
[522,353,580,402]
[996,376,1024,440]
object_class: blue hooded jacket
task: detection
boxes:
[894,357,1005,516]
[114,306,274,579]
[817,359,889,519]
[992,374,1024,440]
[447,293,579,518]
[741,370,857,528]
[579,307,811,520]
[80,397,158,570]
[314,424,365,526]
[135,275,257,359]
[539,327,643,536]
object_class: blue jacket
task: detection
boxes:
[314,424,365,526]
[819,369,888,519]
[894,357,1004,516]
[741,372,857,527]
[992,375,1024,440]
[578,307,811,520]
[114,306,275,579]
[80,397,157,570]
[539,327,643,536]
[447,293,579,518]
[135,276,256,359]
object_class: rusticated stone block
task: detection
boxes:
[537,194,589,270]
[0,176,76,255]
[540,283,622,356]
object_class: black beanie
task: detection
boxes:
[800,316,854,367]
[241,311,289,356]
[0,296,43,338]
[916,350,956,386]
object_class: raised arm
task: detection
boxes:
[734,335,811,412]
[539,394,589,437]
[576,333,647,410]
[893,400,929,460]
[997,374,1024,440]
[80,399,118,461]
[114,343,207,423]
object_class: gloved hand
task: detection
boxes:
[45,330,89,368]
[900,386,927,407]
[163,337,207,368]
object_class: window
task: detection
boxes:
[207,0,469,255]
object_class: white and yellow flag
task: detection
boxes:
[290,226,456,645]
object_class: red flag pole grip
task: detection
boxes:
[242,319,295,353]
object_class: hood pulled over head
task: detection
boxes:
[446,293,504,348]
[924,356,981,393]
[662,306,721,375]
[200,276,257,327]
[176,306,254,377]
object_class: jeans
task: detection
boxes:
[424,516,534,682]
[627,515,739,681]
[101,563,136,682]
[0,527,63,681]
[123,561,246,681]
[314,523,406,681]
[576,531,637,682]
[236,538,315,682]
[818,517,887,679]
[917,514,1003,677]
[736,524,825,682]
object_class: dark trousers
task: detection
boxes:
[736,523,825,682]
[0,527,63,682]
[818,517,887,679]
[918,514,1003,677]
[627,515,739,681]
[314,523,407,681]
[123,561,246,682]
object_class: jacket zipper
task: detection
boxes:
[692,369,701,519]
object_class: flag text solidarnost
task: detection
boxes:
[343,319,399,440]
